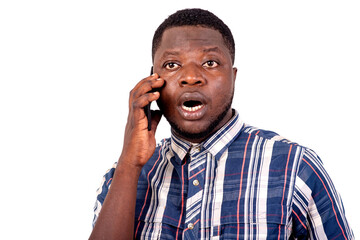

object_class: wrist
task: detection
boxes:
[116,155,144,174]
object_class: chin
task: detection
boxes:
[168,120,217,142]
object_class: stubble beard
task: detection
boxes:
[166,91,234,142]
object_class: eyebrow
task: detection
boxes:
[202,47,221,53]
[159,47,222,60]
[161,51,180,58]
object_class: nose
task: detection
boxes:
[178,64,205,87]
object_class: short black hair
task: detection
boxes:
[152,8,235,64]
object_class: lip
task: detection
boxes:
[177,92,208,120]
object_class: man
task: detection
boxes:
[90,9,353,239]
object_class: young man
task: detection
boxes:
[90,9,353,239]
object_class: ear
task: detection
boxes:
[232,67,238,83]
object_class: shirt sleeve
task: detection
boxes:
[92,162,117,228]
[291,148,354,239]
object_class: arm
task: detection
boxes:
[292,148,354,239]
[89,73,164,240]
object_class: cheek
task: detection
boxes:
[209,83,234,108]
[212,77,234,94]
[157,88,175,113]
[159,80,177,101]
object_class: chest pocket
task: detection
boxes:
[207,203,291,239]
[135,183,185,239]
[205,143,297,239]
[203,177,292,239]
[135,202,187,240]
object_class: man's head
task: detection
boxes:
[152,9,237,143]
[152,8,235,65]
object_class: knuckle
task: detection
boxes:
[131,88,139,95]
[147,92,156,101]
[132,100,140,109]
[129,89,135,97]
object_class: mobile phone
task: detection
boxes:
[144,67,154,131]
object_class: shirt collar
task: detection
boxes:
[170,109,244,162]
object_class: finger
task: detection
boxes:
[133,73,158,89]
[131,91,160,111]
[129,74,157,105]
[131,73,161,95]
[129,77,164,103]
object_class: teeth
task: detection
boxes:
[182,104,203,112]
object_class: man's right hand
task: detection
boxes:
[89,73,165,240]
[120,73,165,168]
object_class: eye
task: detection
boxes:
[164,62,181,70]
[203,60,219,68]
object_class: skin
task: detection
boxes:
[89,26,237,240]
[155,26,237,143]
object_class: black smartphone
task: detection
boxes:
[144,67,154,131]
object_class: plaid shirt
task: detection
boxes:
[93,110,353,239]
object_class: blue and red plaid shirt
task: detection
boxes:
[93,110,353,239]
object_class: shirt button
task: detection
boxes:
[193,179,199,186]
[188,223,194,230]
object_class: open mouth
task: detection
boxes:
[182,100,204,112]
[177,92,208,120]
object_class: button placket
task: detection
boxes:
[185,144,206,238]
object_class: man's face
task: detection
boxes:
[154,26,237,143]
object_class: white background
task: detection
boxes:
[0,0,359,239]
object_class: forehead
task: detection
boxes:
[154,26,230,61]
